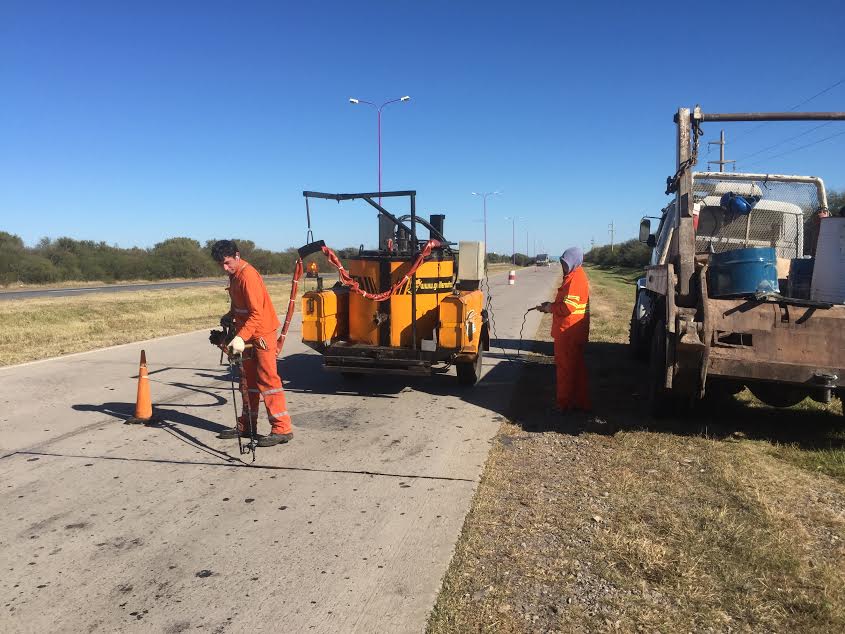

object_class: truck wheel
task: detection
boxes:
[748,383,805,408]
[648,320,675,418]
[628,305,649,362]
[456,349,484,386]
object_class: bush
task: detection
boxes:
[585,239,650,269]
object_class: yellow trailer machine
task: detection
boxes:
[299,190,489,385]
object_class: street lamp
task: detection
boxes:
[504,215,525,265]
[349,95,411,206]
[471,191,501,263]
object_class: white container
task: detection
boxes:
[810,217,845,304]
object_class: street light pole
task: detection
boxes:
[471,191,500,264]
[504,215,524,265]
[349,96,411,206]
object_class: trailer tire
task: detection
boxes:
[648,320,676,418]
[456,348,484,386]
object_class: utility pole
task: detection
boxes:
[707,129,736,172]
[608,222,615,252]
[590,237,596,252]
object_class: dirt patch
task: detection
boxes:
[429,265,845,633]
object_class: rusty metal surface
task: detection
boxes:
[644,264,668,295]
[705,297,845,385]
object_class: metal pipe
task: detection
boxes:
[697,112,845,122]
[411,193,417,351]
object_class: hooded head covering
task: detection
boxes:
[559,247,583,274]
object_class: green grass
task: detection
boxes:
[0,279,303,366]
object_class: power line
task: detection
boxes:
[746,128,845,170]
[733,121,832,163]
[731,77,845,142]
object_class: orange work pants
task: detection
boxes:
[239,339,292,435]
[553,331,590,411]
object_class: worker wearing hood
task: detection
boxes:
[538,247,591,411]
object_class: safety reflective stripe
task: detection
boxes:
[564,299,588,309]
[262,387,285,396]
[269,410,289,420]
[247,388,260,394]
[566,294,581,300]
[233,307,249,314]
[571,309,587,315]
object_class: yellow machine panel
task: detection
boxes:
[347,257,454,347]
[438,290,484,352]
[302,288,349,345]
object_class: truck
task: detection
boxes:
[630,107,845,416]
[535,253,550,267]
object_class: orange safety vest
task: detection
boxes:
[228,260,281,341]
[550,266,590,339]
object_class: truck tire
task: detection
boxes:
[748,383,805,408]
[456,348,484,386]
[628,304,649,362]
[648,320,676,418]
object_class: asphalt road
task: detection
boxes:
[0,277,289,301]
[0,267,559,633]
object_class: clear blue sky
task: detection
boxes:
[2,0,843,258]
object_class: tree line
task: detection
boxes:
[0,233,311,285]
[584,239,651,269]
[0,232,545,285]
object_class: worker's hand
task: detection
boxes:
[538,302,552,313]
[227,335,246,354]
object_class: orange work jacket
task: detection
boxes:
[228,260,281,341]
[550,266,590,340]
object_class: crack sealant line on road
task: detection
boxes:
[5,449,478,482]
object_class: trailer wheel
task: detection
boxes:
[648,320,675,418]
[456,348,484,386]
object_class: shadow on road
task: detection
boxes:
[508,340,845,451]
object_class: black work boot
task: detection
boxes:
[257,432,293,447]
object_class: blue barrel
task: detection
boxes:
[708,247,779,298]
[787,257,814,300]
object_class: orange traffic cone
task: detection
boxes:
[126,350,158,425]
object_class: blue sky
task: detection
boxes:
[1,0,843,258]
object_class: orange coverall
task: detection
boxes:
[228,260,292,435]
[549,266,591,411]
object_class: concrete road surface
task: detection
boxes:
[0,267,559,633]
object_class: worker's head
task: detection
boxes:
[817,207,831,219]
[559,247,583,275]
[211,240,241,274]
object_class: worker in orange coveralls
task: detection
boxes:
[211,240,293,447]
[538,247,591,412]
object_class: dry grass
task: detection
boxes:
[428,264,845,633]
[0,279,304,366]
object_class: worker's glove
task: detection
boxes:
[538,302,552,313]
[227,335,246,354]
[220,314,234,328]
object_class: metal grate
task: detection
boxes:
[691,174,822,259]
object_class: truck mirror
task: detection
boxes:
[638,218,652,243]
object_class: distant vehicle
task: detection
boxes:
[535,253,550,267]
